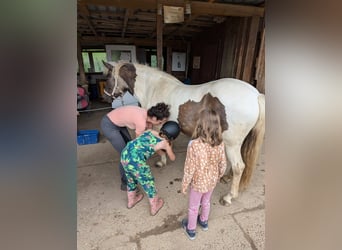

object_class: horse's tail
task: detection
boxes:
[239,94,265,190]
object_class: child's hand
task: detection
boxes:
[182,189,187,195]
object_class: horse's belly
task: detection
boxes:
[177,93,228,136]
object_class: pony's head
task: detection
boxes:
[102,61,137,103]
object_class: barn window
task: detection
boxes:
[92,52,107,72]
[81,49,106,73]
[81,52,90,72]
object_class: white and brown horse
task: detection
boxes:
[102,61,265,206]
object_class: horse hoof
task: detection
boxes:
[219,197,231,206]
[155,161,164,168]
[220,175,231,184]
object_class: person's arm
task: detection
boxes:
[218,143,227,178]
[181,141,196,194]
[155,140,175,161]
[164,141,175,161]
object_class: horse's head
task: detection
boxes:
[102,61,137,103]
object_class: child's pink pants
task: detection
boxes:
[187,187,213,230]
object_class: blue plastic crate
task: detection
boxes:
[77,130,99,145]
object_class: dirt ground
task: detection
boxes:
[77,109,265,250]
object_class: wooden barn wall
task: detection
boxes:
[254,23,265,93]
[167,45,188,82]
[189,16,264,92]
[232,16,264,87]
[220,17,242,79]
[78,17,264,91]
[189,22,226,84]
[227,16,265,92]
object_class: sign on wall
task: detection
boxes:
[163,6,184,23]
[172,52,186,71]
[193,56,201,69]
[105,45,137,63]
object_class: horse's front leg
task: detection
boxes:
[155,152,167,167]
[220,169,233,183]
[220,145,245,206]
[155,154,167,167]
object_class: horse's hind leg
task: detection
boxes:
[220,144,245,206]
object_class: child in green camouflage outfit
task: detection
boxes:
[121,121,180,216]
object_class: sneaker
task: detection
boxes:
[197,216,208,231]
[181,219,196,240]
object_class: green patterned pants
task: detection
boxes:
[121,156,157,198]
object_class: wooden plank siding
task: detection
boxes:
[242,16,261,83]
[255,26,265,93]
[234,17,249,80]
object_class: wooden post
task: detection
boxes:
[242,16,260,83]
[166,46,172,74]
[234,17,248,79]
[156,3,163,70]
[255,27,265,93]
[77,35,88,85]
[185,41,191,79]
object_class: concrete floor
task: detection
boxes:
[77,108,265,250]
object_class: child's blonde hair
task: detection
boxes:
[192,109,223,146]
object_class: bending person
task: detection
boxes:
[100,103,170,191]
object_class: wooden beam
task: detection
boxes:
[79,36,186,48]
[90,10,157,22]
[191,2,264,17]
[79,4,98,37]
[156,2,163,70]
[77,35,88,84]
[121,9,132,38]
[79,0,184,9]
[78,0,264,17]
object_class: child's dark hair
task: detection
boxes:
[192,109,223,146]
[147,102,170,120]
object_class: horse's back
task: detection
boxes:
[206,78,259,99]
[209,79,260,118]
[174,78,259,100]
[133,65,261,140]
[174,78,260,119]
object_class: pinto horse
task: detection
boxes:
[102,61,265,206]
